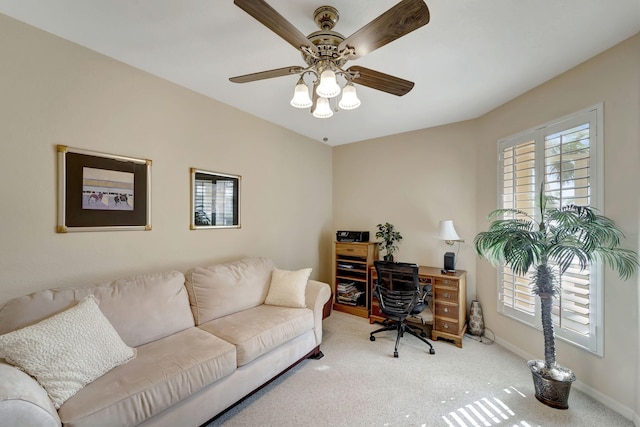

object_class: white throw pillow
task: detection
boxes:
[264,268,312,308]
[0,295,136,409]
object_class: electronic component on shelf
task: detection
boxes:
[336,231,369,242]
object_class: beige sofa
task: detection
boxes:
[0,257,331,427]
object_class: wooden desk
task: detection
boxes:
[369,265,467,348]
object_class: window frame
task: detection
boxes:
[496,103,604,355]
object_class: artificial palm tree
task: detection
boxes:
[474,186,638,408]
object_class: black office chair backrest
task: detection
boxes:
[373,261,421,319]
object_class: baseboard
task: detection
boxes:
[493,335,637,423]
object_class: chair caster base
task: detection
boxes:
[429,348,435,354]
[394,351,398,358]
[370,336,376,341]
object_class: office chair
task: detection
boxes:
[370,261,435,357]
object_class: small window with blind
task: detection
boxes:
[496,104,603,355]
[190,168,241,229]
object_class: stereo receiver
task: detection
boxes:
[336,231,370,242]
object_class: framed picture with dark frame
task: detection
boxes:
[57,145,152,232]
[190,168,241,229]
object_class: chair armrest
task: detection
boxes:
[0,361,61,427]
[305,280,331,345]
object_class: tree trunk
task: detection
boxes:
[536,264,557,369]
[540,294,556,369]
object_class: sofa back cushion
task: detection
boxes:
[0,271,194,348]
[184,257,275,325]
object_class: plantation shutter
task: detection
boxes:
[498,139,537,321]
[543,117,598,346]
[496,104,602,354]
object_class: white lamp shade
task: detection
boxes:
[338,84,361,110]
[290,82,312,108]
[312,97,333,118]
[434,220,461,242]
[316,69,340,98]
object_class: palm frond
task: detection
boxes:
[474,219,542,276]
[487,208,535,223]
[476,189,638,281]
[547,242,589,275]
[591,247,640,280]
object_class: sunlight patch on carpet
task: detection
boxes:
[441,386,532,427]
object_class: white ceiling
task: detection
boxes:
[1,1,638,146]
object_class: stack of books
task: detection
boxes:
[336,281,363,305]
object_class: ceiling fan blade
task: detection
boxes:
[229,66,304,83]
[234,0,318,54]
[339,0,430,60]
[348,66,415,96]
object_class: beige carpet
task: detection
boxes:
[207,311,632,426]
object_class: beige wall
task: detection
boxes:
[333,122,478,303]
[334,33,640,418]
[0,14,333,305]
[475,34,639,415]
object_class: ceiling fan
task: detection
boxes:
[229,0,430,118]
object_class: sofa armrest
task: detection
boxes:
[305,280,332,345]
[0,361,61,427]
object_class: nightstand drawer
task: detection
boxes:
[336,243,368,257]
[434,287,458,302]
[434,303,458,317]
[435,317,460,333]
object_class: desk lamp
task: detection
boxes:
[434,220,463,272]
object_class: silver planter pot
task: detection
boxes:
[528,359,576,409]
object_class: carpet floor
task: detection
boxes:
[207,311,632,426]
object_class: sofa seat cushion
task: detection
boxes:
[198,304,314,367]
[57,327,236,427]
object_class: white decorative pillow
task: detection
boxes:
[0,295,136,409]
[264,268,312,308]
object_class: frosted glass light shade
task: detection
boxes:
[316,69,340,98]
[290,82,312,108]
[338,84,360,110]
[434,220,461,244]
[312,97,333,118]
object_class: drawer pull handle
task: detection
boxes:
[443,292,450,298]
[443,307,449,313]
[444,280,451,285]
[443,323,449,329]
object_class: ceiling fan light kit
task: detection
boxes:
[290,77,313,108]
[313,97,334,119]
[231,0,430,119]
[317,68,340,98]
[338,84,361,110]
